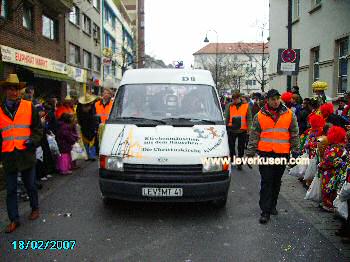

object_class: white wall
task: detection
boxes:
[194,52,269,93]
[269,0,350,98]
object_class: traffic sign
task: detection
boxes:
[281,49,297,63]
[277,48,300,75]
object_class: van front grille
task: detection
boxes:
[123,164,203,175]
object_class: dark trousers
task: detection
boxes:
[5,167,39,222]
[258,154,287,214]
[227,129,246,160]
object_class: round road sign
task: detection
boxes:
[281,49,297,63]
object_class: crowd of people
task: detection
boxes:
[0,73,114,233]
[222,83,350,240]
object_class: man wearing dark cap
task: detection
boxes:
[224,91,252,170]
[246,89,300,224]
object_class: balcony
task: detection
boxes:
[43,0,73,13]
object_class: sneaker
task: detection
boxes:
[47,174,53,178]
[259,213,270,224]
[40,177,48,181]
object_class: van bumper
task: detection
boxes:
[99,169,230,202]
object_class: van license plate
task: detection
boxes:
[142,188,183,197]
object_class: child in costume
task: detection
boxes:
[319,126,347,211]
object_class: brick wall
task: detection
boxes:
[0,0,66,62]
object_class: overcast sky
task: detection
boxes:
[145,0,269,68]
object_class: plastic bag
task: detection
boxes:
[289,164,304,178]
[339,182,350,202]
[71,142,88,161]
[289,153,309,177]
[334,196,348,220]
[47,133,60,156]
[289,153,309,178]
[304,176,322,202]
[304,157,317,180]
[36,146,43,161]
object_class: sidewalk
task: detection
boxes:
[0,160,92,231]
[0,164,5,191]
[280,171,350,259]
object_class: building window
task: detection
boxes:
[69,5,80,26]
[93,0,100,11]
[69,43,80,65]
[104,5,115,29]
[83,50,92,69]
[0,0,7,18]
[93,23,100,41]
[311,46,320,82]
[313,0,321,6]
[82,14,91,35]
[292,0,300,20]
[23,4,33,30]
[338,37,348,93]
[42,15,56,40]
[94,56,100,72]
[111,61,116,76]
[104,32,115,50]
[104,65,110,76]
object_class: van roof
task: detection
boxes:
[120,69,215,86]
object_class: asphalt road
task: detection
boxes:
[0,163,347,262]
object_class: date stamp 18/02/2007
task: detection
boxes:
[11,240,77,250]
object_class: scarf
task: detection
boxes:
[264,103,280,122]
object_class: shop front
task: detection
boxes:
[67,65,88,98]
[0,45,73,101]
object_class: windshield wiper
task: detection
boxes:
[116,117,167,124]
[161,117,217,124]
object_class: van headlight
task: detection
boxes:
[202,156,230,173]
[100,155,124,171]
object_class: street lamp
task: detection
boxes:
[204,29,219,89]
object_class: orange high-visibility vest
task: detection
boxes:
[228,103,249,130]
[257,109,293,154]
[0,99,32,153]
[95,100,113,124]
[55,105,74,120]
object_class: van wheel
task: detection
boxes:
[211,196,227,209]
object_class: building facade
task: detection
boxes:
[66,0,102,96]
[101,0,135,89]
[193,43,269,94]
[0,0,73,99]
[269,0,350,98]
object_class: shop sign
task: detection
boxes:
[67,65,87,83]
[102,57,112,65]
[0,45,67,74]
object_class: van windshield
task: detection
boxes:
[109,84,223,124]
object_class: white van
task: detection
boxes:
[99,69,231,207]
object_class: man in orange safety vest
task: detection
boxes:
[0,74,43,233]
[246,89,300,224]
[224,91,252,170]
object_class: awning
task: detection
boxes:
[23,66,74,82]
